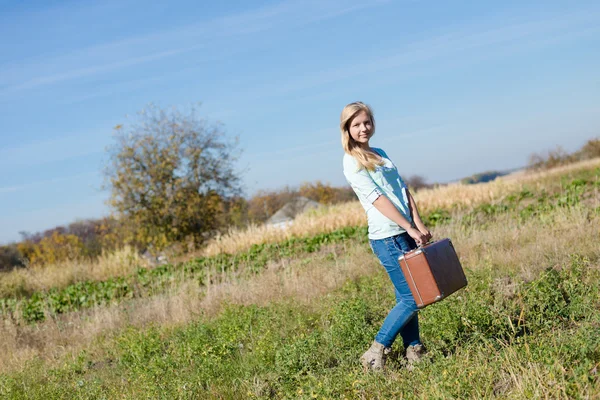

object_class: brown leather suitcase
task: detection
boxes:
[398,238,467,308]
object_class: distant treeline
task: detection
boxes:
[0,181,355,270]
[527,138,600,171]
[461,171,511,185]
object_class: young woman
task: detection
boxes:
[340,101,432,371]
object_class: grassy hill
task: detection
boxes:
[1,159,599,399]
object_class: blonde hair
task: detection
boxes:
[340,101,383,171]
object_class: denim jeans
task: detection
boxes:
[369,232,421,348]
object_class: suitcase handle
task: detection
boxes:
[417,240,433,249]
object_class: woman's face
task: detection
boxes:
[348,110,373,145]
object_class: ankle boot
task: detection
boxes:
[405,344,426,371]
[360,341,390,371]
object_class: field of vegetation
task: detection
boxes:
[1,158,599,399]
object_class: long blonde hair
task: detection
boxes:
[340,101,383,171]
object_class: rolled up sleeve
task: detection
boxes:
[343,157,382,204]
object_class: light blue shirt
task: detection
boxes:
[342,147,412,240]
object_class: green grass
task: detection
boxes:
[1,254,598,399]
[1,166,599,398]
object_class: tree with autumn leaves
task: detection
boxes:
[104,105,241,251]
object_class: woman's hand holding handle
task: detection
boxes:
[407,227,427,246]
[419,227,432,243]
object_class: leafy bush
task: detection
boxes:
[17,232,84,267]
[0,245,23,271]
[422,208,451,227]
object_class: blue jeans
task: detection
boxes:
[369,232,421,348]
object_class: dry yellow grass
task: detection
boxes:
[417,157,600,210]
[438,206,600,281]
[198,201,366,257]
[201,157,600,256]
[0,246,146,297]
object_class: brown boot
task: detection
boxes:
[360,341,391,371]
[405,344,426,371]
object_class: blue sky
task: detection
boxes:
[1,0,599,244]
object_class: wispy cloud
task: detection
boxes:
[0,0,390,97]
[232,7,600,101]
[0,45,205,96]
